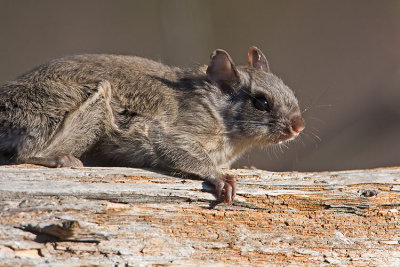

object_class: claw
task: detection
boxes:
[225,175,236,201]
[213,175,236,204]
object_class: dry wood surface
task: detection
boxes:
[0,165,400,266]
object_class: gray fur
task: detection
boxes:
[0,48,303,203]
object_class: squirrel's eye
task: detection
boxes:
[253,97,270,112]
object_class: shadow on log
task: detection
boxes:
[0,165,399,266]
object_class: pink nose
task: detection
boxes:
[290,114,305,133]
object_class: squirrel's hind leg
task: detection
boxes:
[22,81,116,168]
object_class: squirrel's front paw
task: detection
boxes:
[213,175,236,204]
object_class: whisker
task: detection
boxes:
[302,105,312,114]
[272,145,280,159]
[297,135,306,147]
[310,132,321,142]
[280,142,289,149]
[312,104,333,109]
[307,116,325,124]
[302,104,333,114]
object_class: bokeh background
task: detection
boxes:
[0,0,399,171]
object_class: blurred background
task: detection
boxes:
[0,0,399,171]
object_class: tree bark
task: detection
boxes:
[0,165,399,266]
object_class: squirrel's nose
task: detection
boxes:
[290,114,305,134]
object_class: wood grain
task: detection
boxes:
[0,165,399,266]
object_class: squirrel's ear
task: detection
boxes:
[248,46,270,72]
[207,49,239,88]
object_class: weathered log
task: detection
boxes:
[0,165,399,266]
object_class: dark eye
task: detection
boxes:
[253,97,270,111]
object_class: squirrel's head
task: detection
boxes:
[206,46,305,146]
